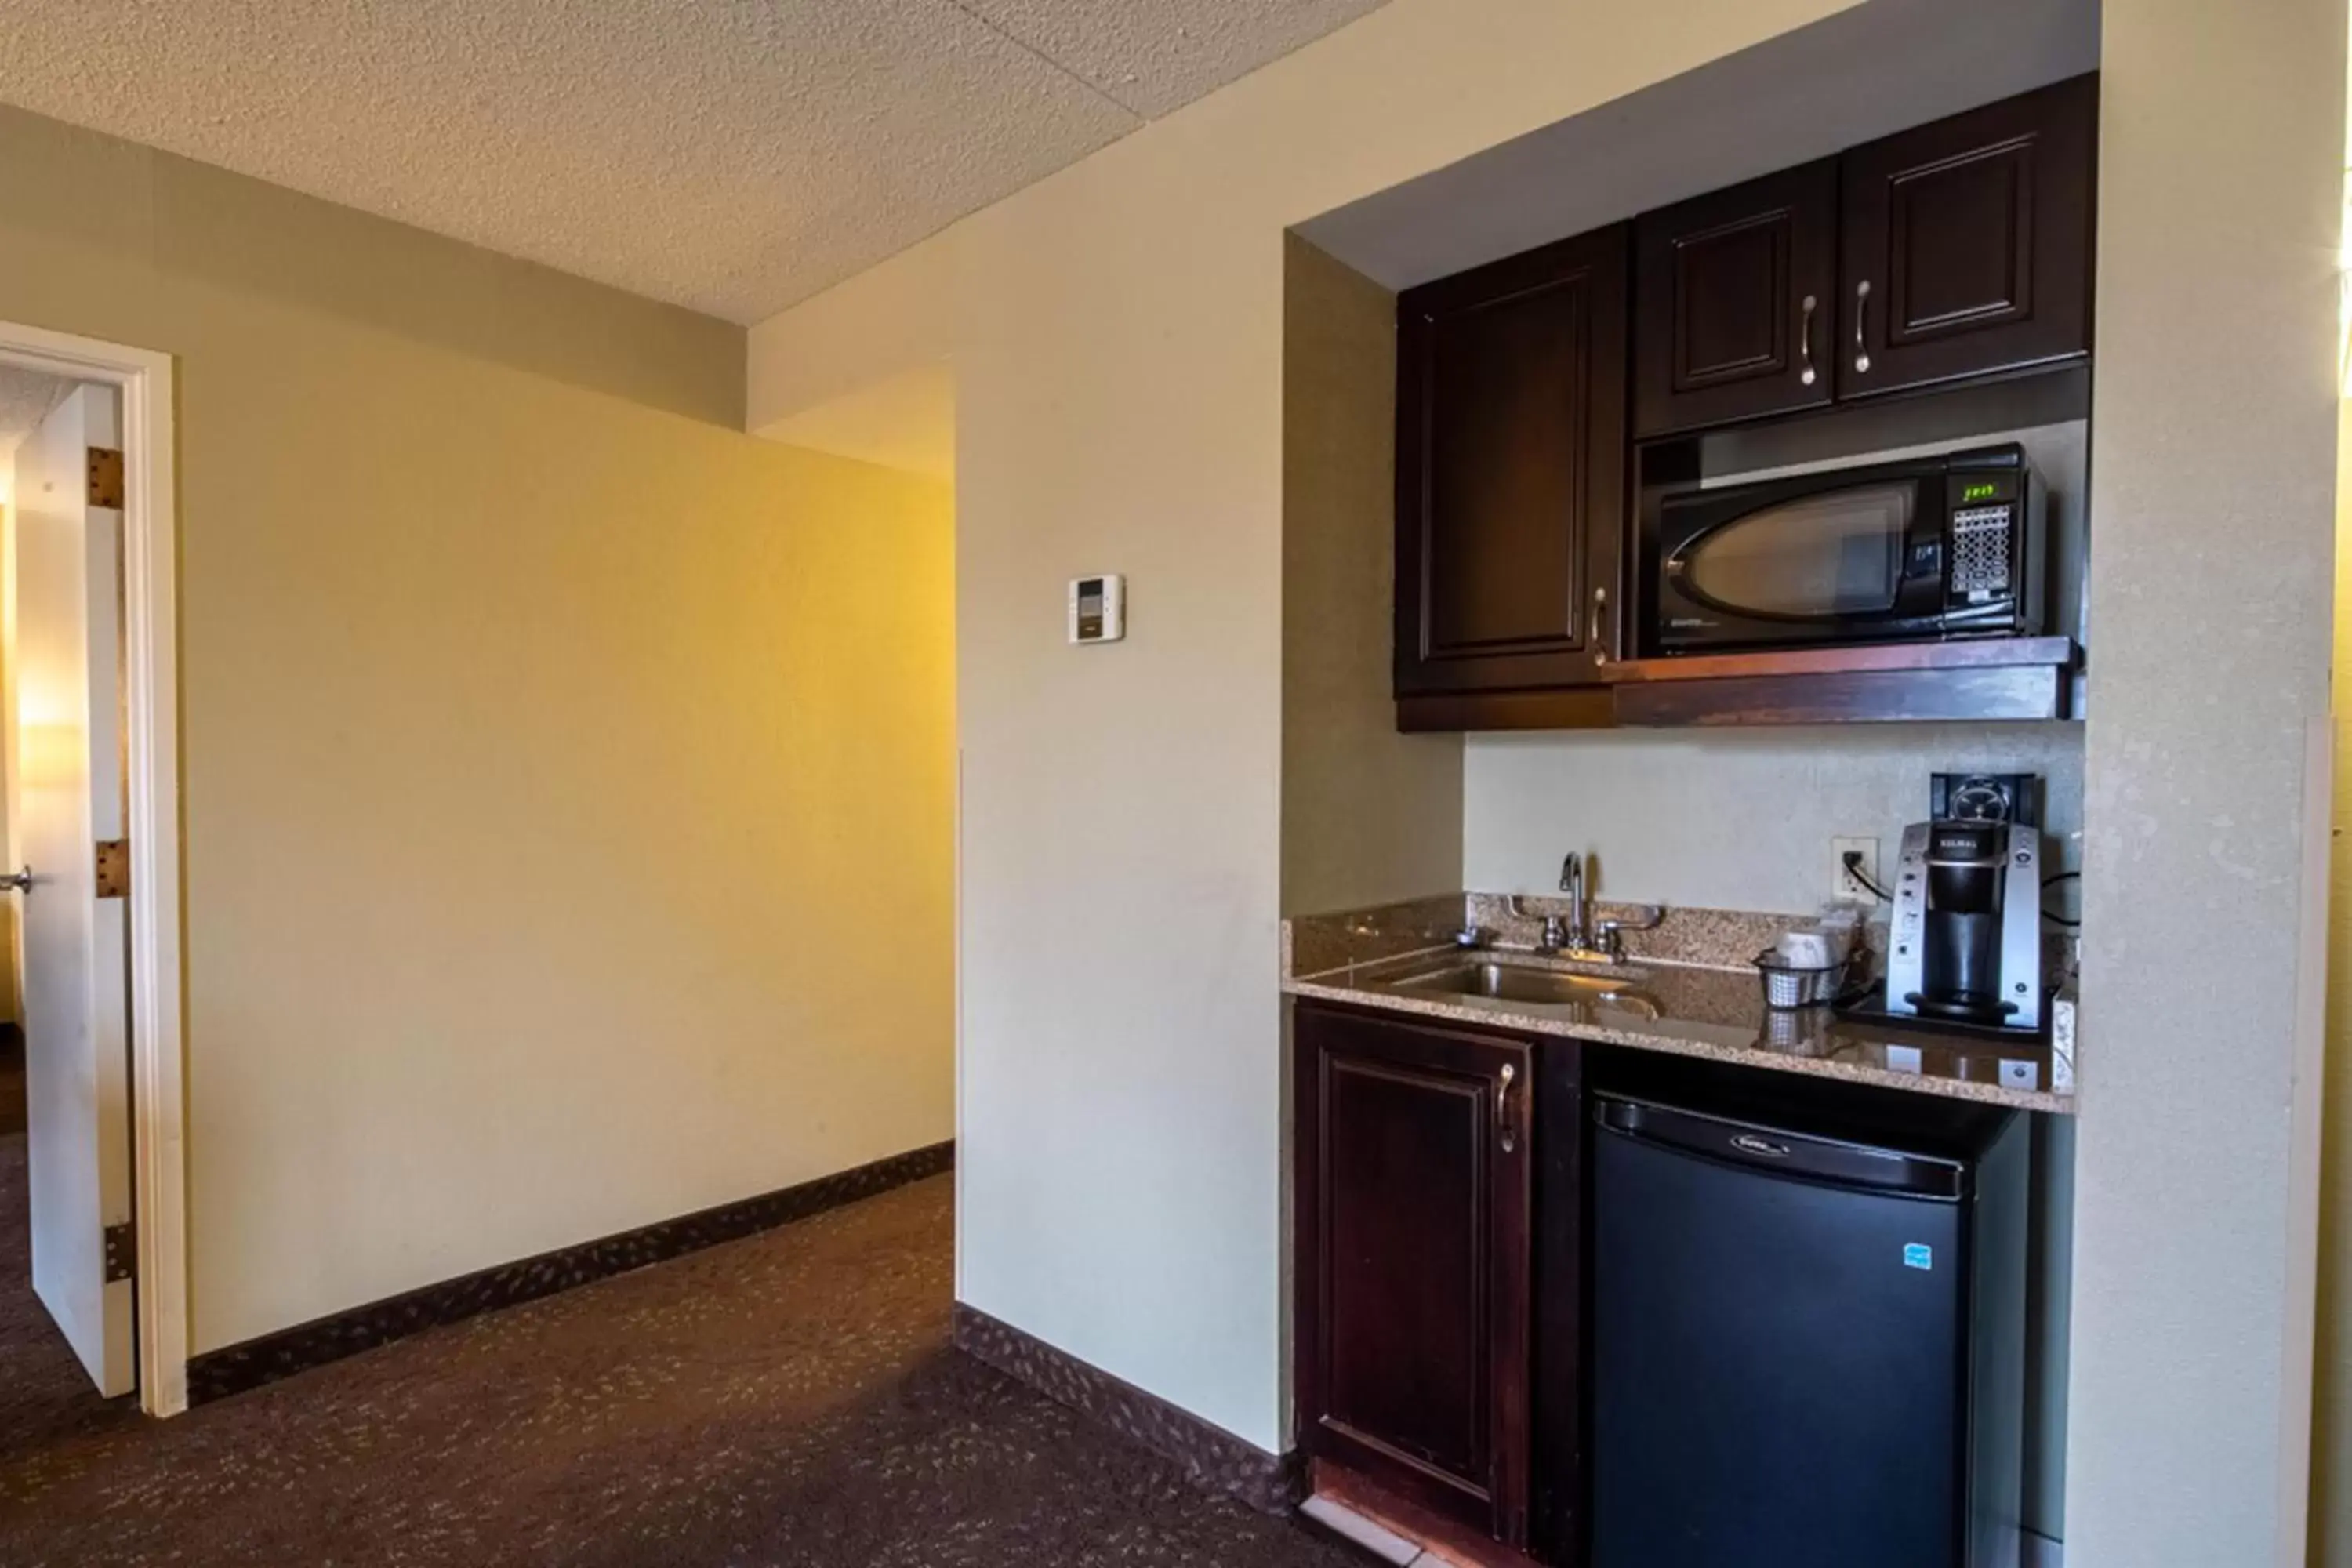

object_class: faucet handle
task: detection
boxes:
[1592,905,1666,960]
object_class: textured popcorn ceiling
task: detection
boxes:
[0,0,1391,324]
[0,365,71,459]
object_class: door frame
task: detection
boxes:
[1,320,186,1416]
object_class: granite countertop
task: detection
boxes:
[1283,894,2075,1116]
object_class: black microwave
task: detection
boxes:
[1645,445,2045,654]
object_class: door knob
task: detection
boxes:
[0,866,33,895]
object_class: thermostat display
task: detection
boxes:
[1069,574,1125,644]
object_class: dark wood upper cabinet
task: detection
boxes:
[1635,158,1838,437]
[1840,73,2096,399]
[1396,223,1628,697]
[1392,76,2096,727]
[1294,1003,1535,1546]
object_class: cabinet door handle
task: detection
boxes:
[1798,293,1817,387]
[1590,586,1611,666]
[1853,279,1872,374]
[1496,1062,1519,1153]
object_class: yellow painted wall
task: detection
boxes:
[0,103,956,1354]
[0,473,18,1026]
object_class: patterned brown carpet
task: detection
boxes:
[0,1151,1353,1567]
[0,1135,140,1501]
[0,1029,24,1136]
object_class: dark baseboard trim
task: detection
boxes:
[188,1138,955,1405]
[952,1301,1304,1515]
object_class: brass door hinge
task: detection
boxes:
[86,447,124,509]
[94,840,128,899]
[103,1220,135,1283]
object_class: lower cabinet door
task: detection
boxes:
[1294,1004,1534,1544]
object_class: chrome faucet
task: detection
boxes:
[1559,852,1588,951]
[1528,848,1664,964]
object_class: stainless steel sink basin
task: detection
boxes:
[1385,960,1651,1009]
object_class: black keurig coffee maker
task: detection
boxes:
[1853,773,2047,1036]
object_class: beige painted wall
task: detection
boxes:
[763,0,1879,1455]
[1281,236,1461,919]
[1467,726,2087,913]
[750,2,2343,1552]
[761,360,957,482]
[2312,399,2352,1564]
[2068,5,2343,1566]
[749,238,960,438]
[0,103,957,1353]
[2303,53,2352,1564]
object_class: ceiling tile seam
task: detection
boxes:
[932,0,1149,123]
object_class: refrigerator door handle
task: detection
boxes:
[1595,1094,1968,1200]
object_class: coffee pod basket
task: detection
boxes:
[1753,946,1864,1011]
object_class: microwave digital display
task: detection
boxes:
[1961,480,2001,503]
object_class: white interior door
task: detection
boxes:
[14,383,133,1397]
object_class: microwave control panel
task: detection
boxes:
[1949,505,2015,601]
[1945,469,2021,608]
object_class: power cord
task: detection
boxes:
[1840,850,1894,903]
[2042,869,2082,927]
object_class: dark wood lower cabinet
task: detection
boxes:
[1293,1002,1541,1548]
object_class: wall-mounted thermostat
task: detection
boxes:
[1069,574,1125,644]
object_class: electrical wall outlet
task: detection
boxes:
[1831,836,1880,906]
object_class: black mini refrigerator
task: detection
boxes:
[1588,1081,2027,1568]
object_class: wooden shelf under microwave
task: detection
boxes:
[1397,637,2080,731]
[1611,636,2078,727]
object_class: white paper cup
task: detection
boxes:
[1777,931,1835,967]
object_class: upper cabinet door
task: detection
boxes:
[1634,158,1838,437]
[1396,224,1629,696]
[1840,73,2096,399]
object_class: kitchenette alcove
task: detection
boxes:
[1278,3,2096,1560]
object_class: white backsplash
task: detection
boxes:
[1464,724,2086,915]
